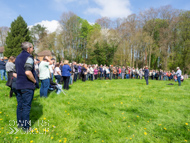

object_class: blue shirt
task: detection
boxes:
[0,60,6,70]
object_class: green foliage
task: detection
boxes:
[30,24,47,43]
[90,41,116,65]
[4,15,32,57]
[178,11,190,74]
[0,79,190,142]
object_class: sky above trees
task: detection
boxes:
[0,0,190,31]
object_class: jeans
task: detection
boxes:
[55,75,61,83]
[126,74,129,79]
[0,69,7,81]
[145,77,149,85]
[177,76,181,86]
[74,73,78,82]
[50,73,54,82]
[69,75,73,85]
[86,74,90,80]
[16,89,34,129]
[40,78,50,97]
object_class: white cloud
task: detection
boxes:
[86,0,132,18]
[28,20,61,33]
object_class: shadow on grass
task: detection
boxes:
[30,101,43,127]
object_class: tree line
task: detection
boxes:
[1,5,190,74]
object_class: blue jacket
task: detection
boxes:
[144,69,149,78]
[15,50,35,90]
[99,67,103,73]
[0,60,6,70]
[61,64,71,77]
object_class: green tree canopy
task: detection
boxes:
[4,15,32,57]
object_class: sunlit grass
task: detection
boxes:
[0,79,190,142]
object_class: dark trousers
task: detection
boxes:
[94,74,98,79]
[82,74,86,82]
[79,72,82,79]
[63,76,70,90]
[113,74,116,79]
[90,74,93,81]
[16,89,34,129]
[74,73,78,82]
[145,77,149,85]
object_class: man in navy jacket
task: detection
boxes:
[143,66,149,85]
[15,42,36,131]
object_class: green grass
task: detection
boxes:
[0,79,190,143]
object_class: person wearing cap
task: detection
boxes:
[39,56,53,97]
[62,60,71,90]
[0,57,8,81]
[143,66,149,85]
[175,67,182,86]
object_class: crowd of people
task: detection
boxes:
[34,61,183,89]
[0,41,184,132]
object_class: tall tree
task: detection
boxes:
[178,11,190,74]
[4,15,31,57]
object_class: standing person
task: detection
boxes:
[105,66,110,79]
[78,64,82,79]
[143,66,149,85]
[113,67,117,79]
[6,56,16,98]
[118,67,121,79]
[175,67,182,86]
[99,65,103,80]
[81,64,87,82]
[139,68,143,79]
[89,65,94,81]
[15,42,36,131]
[49,59,55,82]
[39,56,52,97]
[70,62,74,84]
[54,63,61,84]
[62,60,71,90]
[94,67,98,80]
[121,66,125,79]
[0,57,7,81]
[74,62,78,82]
[109,65,113,80]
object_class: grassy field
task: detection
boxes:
[0,78,190,143]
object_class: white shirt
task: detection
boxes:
[89,67,94,74]
[49,64,54,73]
[54,67,61,76]
[39,61,50,80]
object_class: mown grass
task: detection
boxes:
[0,79,190,143]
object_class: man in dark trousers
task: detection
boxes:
[15,42,36,131]
[143,66,149,85]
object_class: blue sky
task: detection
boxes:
[0,0,189,31]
